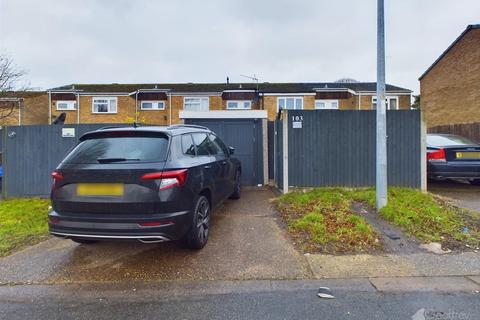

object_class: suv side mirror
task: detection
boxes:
[228,146,235,155]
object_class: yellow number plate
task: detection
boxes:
[456,152,480,159]
[77,183,124,196]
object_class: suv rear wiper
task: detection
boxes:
[97,158,141,163]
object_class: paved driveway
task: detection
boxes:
[428,179,480,212]
[0,188,310,284]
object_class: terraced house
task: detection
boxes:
[47,82,412,125]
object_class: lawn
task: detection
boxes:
[275,187,480,254]
[0,198,51,257]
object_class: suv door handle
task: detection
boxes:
[204,165,212,169]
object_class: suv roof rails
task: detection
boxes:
[167,124,209,130]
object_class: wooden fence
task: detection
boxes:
[428,122,480,143]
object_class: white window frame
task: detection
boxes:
[56,100,76,111]
[140,101,165,110]
[315,99,339,110]
[226,100,252,110]
[183,97,210,111]
[277,97,303,112]
[371,96,399,110]
[92,97,118,114]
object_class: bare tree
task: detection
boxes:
[0,53,28,123]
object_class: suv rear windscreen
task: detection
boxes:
[63,132,169,164]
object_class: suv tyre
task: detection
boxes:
[184,195,210,250]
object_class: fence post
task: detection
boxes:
[2,127,7,198]
[282,110,289,194]
[420,112,427,192]
[262,119,268,186]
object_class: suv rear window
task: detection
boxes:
[63,132,169,164]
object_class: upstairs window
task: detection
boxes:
[278,97,303,111]
[226,101,252,110]
[315,100,339,110]
[93,97,117,113]
[141,101,165,110]
[372,96,399,110]
[56,101,76,111]
[184,97,209,111]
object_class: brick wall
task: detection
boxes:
[420,28,480,127]
[0,102,20,125]
[261,94,410,120]
[21,93,49,124]
[0,92,49,126]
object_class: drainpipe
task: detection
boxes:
[18,99,21,125]
[48,91,52,124]
[169,91,172,125]
[135,91,139,123]
[76,93,80,124]
[358,92,361,110]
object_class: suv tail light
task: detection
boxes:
[51,171,64,190]
[427,149,446,162]
[141,169,188,191]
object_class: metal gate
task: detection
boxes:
[184,119,264,186]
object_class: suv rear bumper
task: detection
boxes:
[48,209,193,242]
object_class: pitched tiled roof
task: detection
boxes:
[0,91,46,98]
[419,24,480,80]
[49,82,411,94]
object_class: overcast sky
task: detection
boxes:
[0,0,478,94]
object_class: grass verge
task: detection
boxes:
[0,198,51,257]
[350,188,480,249]
[275,188,381,254]
[275,187,480,253]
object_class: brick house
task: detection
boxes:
[47,82,411,125]
[0,91,49,126]
[419,24,480,127]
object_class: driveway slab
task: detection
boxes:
[428,180,480,212]
[370,276,480,292]
[306,252,480,279]
[0,188,310,284]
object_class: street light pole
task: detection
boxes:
[376,0,387,210]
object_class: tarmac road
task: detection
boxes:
[1,279,479,320]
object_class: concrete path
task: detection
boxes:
[0,188,310,284]
[305,252,480,278]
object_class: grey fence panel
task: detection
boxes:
[285,110,421,188]
[2,124,130,197]
[185,118,264,186]
[386,111,422,188]
[267,121,275,179]
[274,120,283,189]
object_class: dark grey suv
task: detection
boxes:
[49,125,241,249]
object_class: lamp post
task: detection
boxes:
[376,0,387,210]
